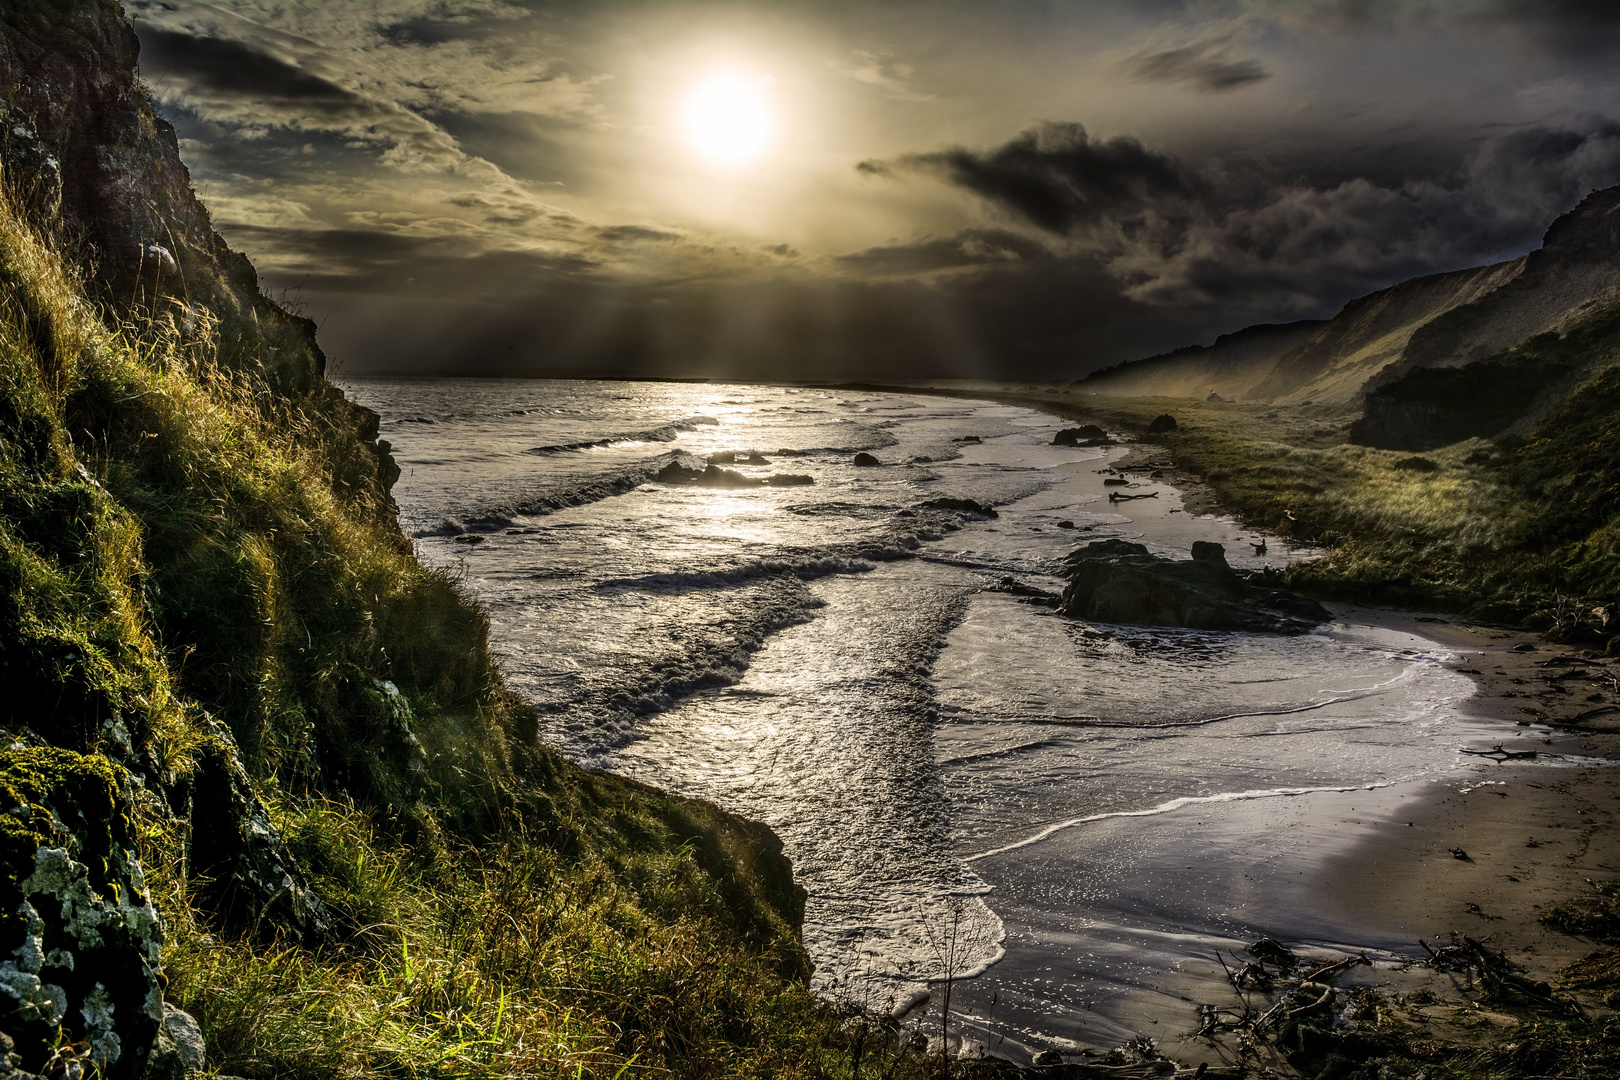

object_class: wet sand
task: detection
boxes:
[1313,609,1620,991]
[872,383,1620,1061]
[922,444,1613,1064]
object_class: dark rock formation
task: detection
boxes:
[0,747,167,1079]
[1058,540,1330,633]
[183,721,333,943]
[852,452,881,466]
[1148,414,1178,432]
[707,450,772,465]
[1349,350,1579,450]
[1052,424,1107,446]
[919,497,998,519]
[0,0,397,498]
[657,462,813,487]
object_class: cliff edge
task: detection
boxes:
[0,4,816,1077]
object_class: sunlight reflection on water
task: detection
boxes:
[344,377,1545,1059]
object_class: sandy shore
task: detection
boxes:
[873,381,1620,1049]
[1313,607,1620,991]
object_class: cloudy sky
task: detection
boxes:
[130,0,1620,380]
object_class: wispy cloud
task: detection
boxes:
[832,50,936,102]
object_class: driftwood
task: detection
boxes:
[1302,953,1371,983]
[1418,935,1580,1013]
[1108,491,1159,502]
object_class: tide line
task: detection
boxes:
[963,778,1412,863]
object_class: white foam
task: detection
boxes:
[962,779,1415,863]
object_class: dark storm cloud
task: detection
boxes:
[1120,42,1270,92]
[225,226,473,277]
[596,225,682,243]
[861,122,1202,234]
[226,225,600,282]
[138,28,359,105]
[866,115,1620,317]
[1258,0,1620,56]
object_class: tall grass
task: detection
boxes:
[0,183,959,1078]
[147,798,892,1080]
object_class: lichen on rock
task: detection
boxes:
[0,747,168,1079]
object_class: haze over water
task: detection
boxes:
[346,378,1560,1061]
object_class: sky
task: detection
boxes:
[129,0,1620,381]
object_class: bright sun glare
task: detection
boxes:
[679,70,778,170]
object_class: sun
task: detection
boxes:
[679,70,779,170]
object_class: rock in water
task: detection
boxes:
[657,462,813,488]
[1052,424,1107,446]
[852,452,881,466]
[1148,414,1178,433]
[1058,540,1329,633]
[919,497,998,519]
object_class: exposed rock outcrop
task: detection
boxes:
[0,0,397,496]
[918,496,998,519]
[0,747,165,1079]
[1052,424,1108,446]
[1058,539,1330,634]
[657,461,814,487]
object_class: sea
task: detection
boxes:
[341,377,1566,1062]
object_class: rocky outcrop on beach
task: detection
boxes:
[1052,425,1110,446]
[1058,539,1331,633]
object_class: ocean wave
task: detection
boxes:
[524,415,719,454]
[535,575,825,752]
[413,452,685,536]
[583,500,1010,593]
[598,556,877,593]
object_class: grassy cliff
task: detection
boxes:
[0,148,887,1078]
[0,4,949,1076]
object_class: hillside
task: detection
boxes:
[0,5,901,1078]
[1081,185,1620,437]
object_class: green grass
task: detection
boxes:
[147,798,869,1080]
[985,336,1620,635]
[0,175,960,1078]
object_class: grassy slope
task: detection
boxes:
[0,182,963,1078]
[941,303,1620,638]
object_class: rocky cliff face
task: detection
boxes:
[0,2,378,1072]
[0,0,396,482]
